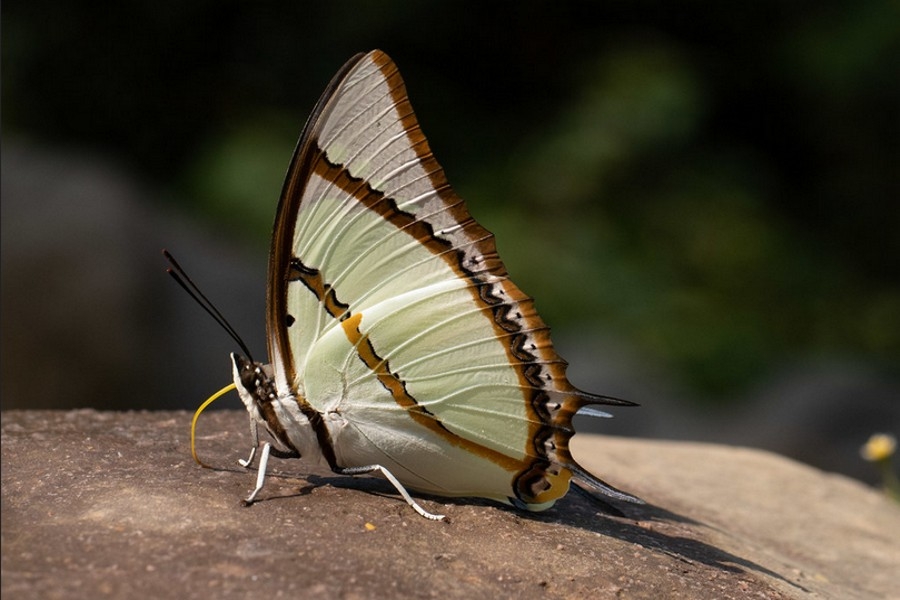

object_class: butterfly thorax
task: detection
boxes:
[230,353,326,465]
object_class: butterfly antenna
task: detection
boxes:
[163,249,255,362]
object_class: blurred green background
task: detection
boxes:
[2,1,898,480]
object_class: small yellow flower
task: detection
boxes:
[861,433,897,462]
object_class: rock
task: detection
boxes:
[3,410,897,599]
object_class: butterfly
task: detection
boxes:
[171,49,640,520]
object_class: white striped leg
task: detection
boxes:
[238,419,260,468]
[338,464,445,521]
[243,441,272,505]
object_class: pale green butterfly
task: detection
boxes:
[172,50,640,520]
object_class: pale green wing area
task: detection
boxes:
[284,180,494,379]
[302,272,533,499]
[295,199,532,447]
[282,51,508,395]
[313,51,447,202]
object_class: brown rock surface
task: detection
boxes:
[2,410,898,599]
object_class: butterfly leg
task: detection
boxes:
[337,465,445,521]
[243,441,272,505]
[238,446,257,468]
[238,419,260,467]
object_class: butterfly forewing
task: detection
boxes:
[264,50,632,508]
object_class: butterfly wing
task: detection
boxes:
[266,50,634,508]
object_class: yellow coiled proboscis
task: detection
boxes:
[190,382,237,467]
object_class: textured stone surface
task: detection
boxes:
[2,410,898,599]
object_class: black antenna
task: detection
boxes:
[163,249,255,362]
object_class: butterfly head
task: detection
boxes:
[230,353,277,419]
